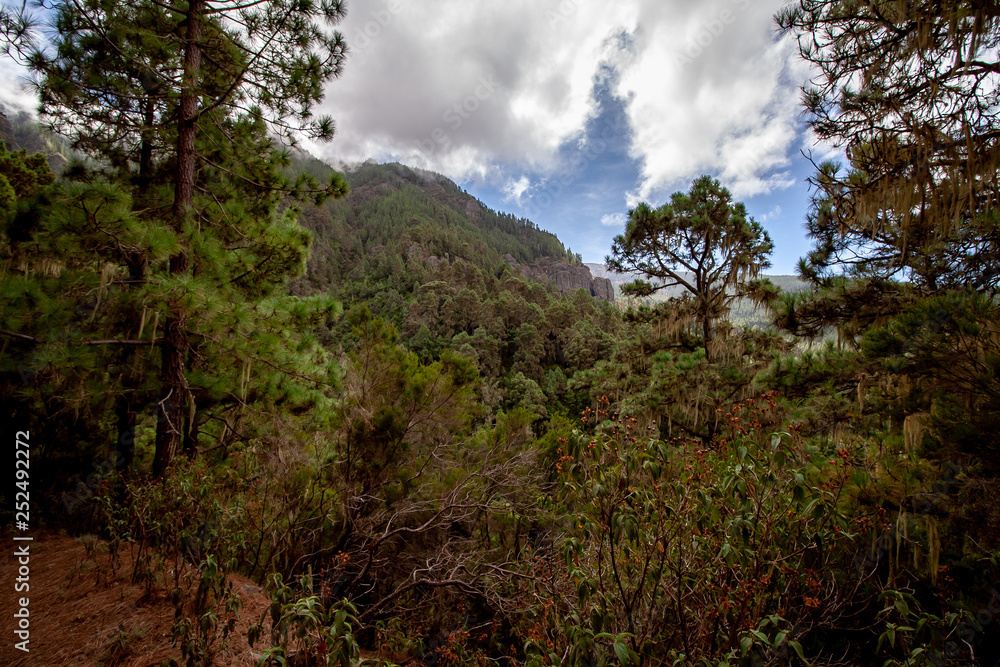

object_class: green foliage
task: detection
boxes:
[296,160,575,308]
[339,305,479,493]
[4,5,1000,666]
[571,304,789,444]
[607,175,773,354]
[169,555,242,667]
[777,1,1000,292]
[768,275,919,345]
[531,396,862,664]
[253,573,361,667]
[1,0,351,478]
[287,158,626,420]
[862,290,1000,464]
[18,0,349,151]
[0,166,344,479]
[0,139,53,216]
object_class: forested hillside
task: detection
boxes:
[2,1,1000,666]
[288,156,612,318]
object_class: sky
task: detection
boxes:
[0,0,837,275]
[311,0,837,275]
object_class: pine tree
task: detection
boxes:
[777,1,1000,293]
[606,175,773,360]
[4,0,350,476]
[774,2,1000,465]
[0,140,53,213]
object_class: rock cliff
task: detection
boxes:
[504,254,614,302]
[0,112,18,150]
[0,109,69,173]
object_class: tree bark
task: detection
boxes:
[173,0,202,224]
[153,313,188,477]
[154,0,202,477]
[113,227,150,479]
[183,408,199,460]
[702,310,713,363]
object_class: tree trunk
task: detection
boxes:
[137,96,155,196]
[702,302,713,363]
[183,408,199,460]
[154,0,202,477]
[173,0,202,224]
[113,239,149,479]
[153,313,188,477]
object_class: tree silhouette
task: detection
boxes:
[607,175,773,360]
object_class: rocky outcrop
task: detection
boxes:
[409,243,468,270]
[464,199,483,219]
[504,254,614,302]
[543,263,595,294]
[0,109,69,173]
[591,276,614,301]
[0,111,21,151]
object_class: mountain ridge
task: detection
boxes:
[291,155,614,303]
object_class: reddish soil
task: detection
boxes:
[1,532,272,666]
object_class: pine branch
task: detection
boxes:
[0,329,162,346]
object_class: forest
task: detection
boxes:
[1,1,999,665]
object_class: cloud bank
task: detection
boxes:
[318,0,808,201]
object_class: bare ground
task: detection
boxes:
[1,532,272,667]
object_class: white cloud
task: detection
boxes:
[600,212,628,227]
[612,1,810,202]
[503,175,531,204]
[318,0,641,181]
[0,59,37,114]
[758,205,782,222]
[0,0,812,204]
[316,0,810,200]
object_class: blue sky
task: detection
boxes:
[458,72,819,275]
[0,0,832,275]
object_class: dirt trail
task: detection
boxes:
[1,533,271,666]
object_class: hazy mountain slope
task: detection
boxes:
[585,263,808,296]
[584,263,809,329]
[0,106,73,173]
